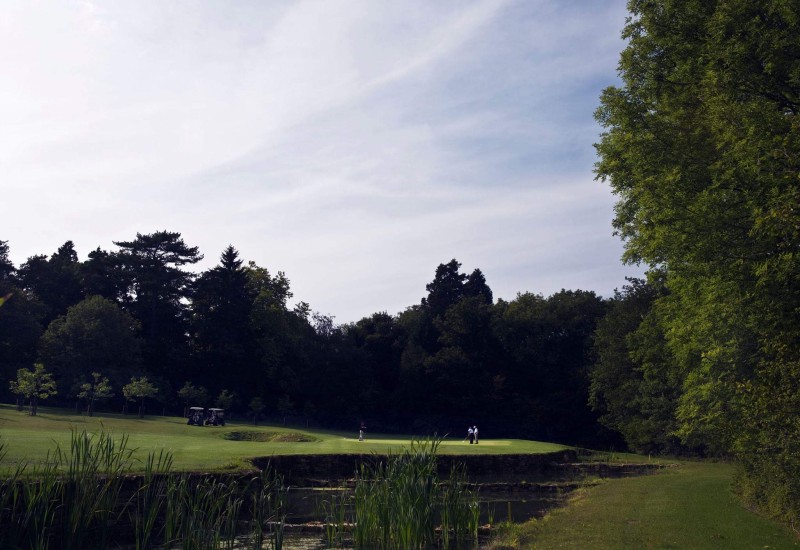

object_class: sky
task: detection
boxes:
[2,0,642,324]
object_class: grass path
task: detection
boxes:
[491,461,800,549]
[0,405,565,472]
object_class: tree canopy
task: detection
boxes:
[595,0,800,522]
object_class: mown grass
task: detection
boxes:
[488,461,800,549]
[0,404,566,472]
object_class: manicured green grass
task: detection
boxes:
[0,404,566,472]
[490,461,800,549]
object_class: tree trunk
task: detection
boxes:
[30,397,37,416]
[139,398,145,418]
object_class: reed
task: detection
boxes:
[439,463,479,547]
[131,448,173,550]
[246,465,287,550]
[0,430,289,550]
[350,437,479,549]
[319,490,350,548]
[163,473,245,549]
[55,429,134,549]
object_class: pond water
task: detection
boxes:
[283,485,568,524]
[270,483,573,549]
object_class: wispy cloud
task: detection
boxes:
[2,0,638,322]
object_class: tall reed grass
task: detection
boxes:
[0,430,287,550]
[345,438,479,550]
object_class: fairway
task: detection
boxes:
[490,461,800,549]
[0,405,567,472]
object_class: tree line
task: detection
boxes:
[0,235,625,446]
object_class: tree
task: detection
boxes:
[113,231,202,381]
[17,241,84,325]
[177,381,208,417]
[423,259,466,318]
[0,279,44,404]
[493,290,609,445]
[77,372,113,417]
[10,364,57,416]
[595,0,800,521]
[215,389,236,411]
[590,278,683,454]
[0,240,15,281]
[191,246,256,395]
[38,295,142,397]
[81,247,128,303]
[123,376,158,418]
[249,396,265,426]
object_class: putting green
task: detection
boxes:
[0,404,567,472]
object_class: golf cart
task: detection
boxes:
[205,408,226,426]
[187,407,205,426]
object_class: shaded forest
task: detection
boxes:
[0,235,623,448]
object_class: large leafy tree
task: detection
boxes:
[38,295,142,397]
[596,0,800,520]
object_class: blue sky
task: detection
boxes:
[2,0,642,323]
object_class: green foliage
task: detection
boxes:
[350,438,479,549]
[596,0,800,522]
[123,376,158,418]
[10,364,57,416]
[113,231,203,379]
[38,295,142,397]
[248,396,265,425]
[17,241,84,325]
[76,372,113,417]
[177,381,208,411]
[215,388,236,410]
[0,280,44,404]
[590,278,684,454]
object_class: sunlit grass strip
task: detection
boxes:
[0,430,289,550]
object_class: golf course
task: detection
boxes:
[0,404,566,471]
[2,404,798,549]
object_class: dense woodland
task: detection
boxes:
[0,237,619,447]
[1,0,798,529]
